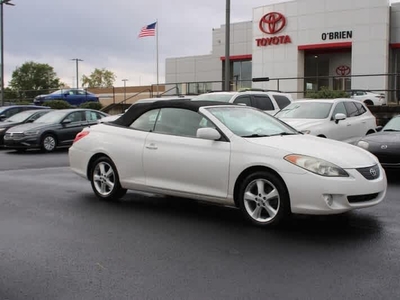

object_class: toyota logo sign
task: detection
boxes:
[256,12,292,47]
[336,65,351,76]
[259,12,286,35]
[369,168,377,177]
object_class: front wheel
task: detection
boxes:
[238,171,290,227]
[41,134,57,152]
[90,156,127,201]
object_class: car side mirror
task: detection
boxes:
[62,119,72,124]
[0,114,6,121]
[334,113,346,124]
[197,127,221,141]
[376,126,383,132]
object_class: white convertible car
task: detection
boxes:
[69,100,387,227]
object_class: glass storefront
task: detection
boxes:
[222,59,252,91]
[304,50,351,93]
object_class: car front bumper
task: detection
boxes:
[3,135,41,149]
[281,164,387,215]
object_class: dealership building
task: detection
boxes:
[165,0,400,102]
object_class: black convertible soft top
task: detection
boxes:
[112,99,236,127]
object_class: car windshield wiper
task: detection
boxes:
[383,129,400,132]
[269,132,298,136]
[241,134,270,138]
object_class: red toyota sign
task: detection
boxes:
[336,65,351,76]
[259,12,286,34]
[256,12,291,47]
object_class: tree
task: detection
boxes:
[9,61,63,100]
[81,68,116,88]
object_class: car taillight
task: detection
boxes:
[73,131,89,143]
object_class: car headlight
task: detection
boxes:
[24,130,40,136]
[357,140,369,150]
[0,128,6,132]
[284,154,349,177]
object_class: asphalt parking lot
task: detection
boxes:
[1,148,400,300]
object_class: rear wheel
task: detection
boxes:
[238,171,290,227]
[364,100,374,106]
[90,156,127,201]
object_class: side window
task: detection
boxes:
[273,95,291,109]
[153,108,206,138]
[130,109,160,131]
[77,90,86,95]
[66,111,84,122]
[252,96,274,111]
[354,102,367,115]
[85,111,102,121]
[233,96,252,106]
[344,102,359,117]
[332,102,347,117]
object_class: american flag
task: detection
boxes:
[138,22,157,38]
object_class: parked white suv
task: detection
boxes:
[349,89,386,106]
[191,90,293,115]
[275,98,378,144]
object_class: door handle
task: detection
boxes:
[146,143,158,150]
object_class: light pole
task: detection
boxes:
[122,79,128,101]
[224,0,231,91]
[0,0,15,106]
[71,58,83,89]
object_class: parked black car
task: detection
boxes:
[0,109,52,145]
[356,115,400,168]
[3,108,108,152]
[0,105,50,122]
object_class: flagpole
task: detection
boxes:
[156,19,159,97]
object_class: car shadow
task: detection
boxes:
[385,169,400,185]
[79,190,383,246]
[1,147,69,155]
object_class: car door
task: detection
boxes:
[143,107,230,199]
[353,102,374,136]
[328,101,354,141]
[58,111,86,145]
[342,101,364,143]
[63,90,80,106]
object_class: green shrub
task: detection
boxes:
[79,101,103,110]
[306,86,349,99]
[44,100,71,109]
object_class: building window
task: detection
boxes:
[223,59,252,91]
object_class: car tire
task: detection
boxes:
[41,134,57,152]
[90,156,127,201]
[238,171,290,227]
[364,100,374,106]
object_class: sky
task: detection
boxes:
[3,0,400,88]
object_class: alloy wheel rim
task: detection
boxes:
[93,162,115,196]
[43,136,56,151]
[243,179,280,223]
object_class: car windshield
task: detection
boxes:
[34,110,67,124]
[206,106,298,137]
[192,94,234,102]
[4,110,38,122]
[275,102,333,119]
[383,116,400,131]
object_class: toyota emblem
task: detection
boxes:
[381,145,388,150]
[259,12,287,35]
[369,168,377,177]
[336,65,351,76]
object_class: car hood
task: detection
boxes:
[361,132,400,145]
[279,118,326,130]
[0,121,22,128]
[6,122,54,133]
[245,134,378,168]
